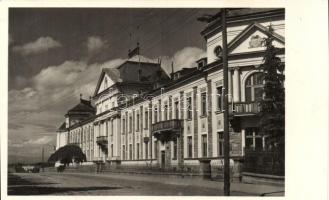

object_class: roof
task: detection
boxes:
[102,68,122,83]
[200,8,284,37]
[67,98,95,114]
[57,122,67,132]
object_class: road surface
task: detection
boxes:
[8,172,256,196]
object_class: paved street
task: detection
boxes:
[8,172,260,196]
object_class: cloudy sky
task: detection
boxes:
[8,8,218,164]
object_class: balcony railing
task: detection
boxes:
[151,119,183,133]
[230,102,261,115]
[96,136,108,146]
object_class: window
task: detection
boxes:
[145,143,148,159]
[245,128,263,150]
[173,138,177,160]
[122,119,126,134]
[154,108,158,123]
[106,121,108,136]
[164,104,168,121]
[218,132,224,156]
[202,135,207,157]
[136,113,140,131]
[129,116,132,133]
[154,141,158,159]
[137,143,139,160]
[129,144,133,160]
[216,86,223,111]
[174,101,179,119]
[187,136,193,158]
[111,144,114,157]
[122,145,126,160]
[144,110,149,130]
[110,120,113,136]
[187,97,192,119]
[245,73,264,102]
[201,92,207,116]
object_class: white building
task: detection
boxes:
[56,8,285,180]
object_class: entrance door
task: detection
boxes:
[161,151,165,168]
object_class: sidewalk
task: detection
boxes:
[58,172,284,196]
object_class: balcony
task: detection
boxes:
[152,119,183,142]
[96,136,108,147]
[151,119,183,133]
[230,102,261,116]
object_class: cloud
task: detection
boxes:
[14,76,29,88]
[24,136,54,145]
[8,46,204,163]
[13,36,62,56]
[87,36,109,53]
[160,46,206,74]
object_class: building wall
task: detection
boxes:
[206,19,285,64]
[62,12,285,170]
[56,131,68,150]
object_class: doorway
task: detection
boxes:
[161,151,165,168]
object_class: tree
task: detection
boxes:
[258,25,285,148]
[48,144,86,166]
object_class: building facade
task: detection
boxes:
[56,9,285,177]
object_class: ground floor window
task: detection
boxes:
[122,145,126,160]
[129,144,133,160]
[218,132,224,157]
[154,141,158,159]
[187,136,192,158]
[137,143,140,160]
[245,127,263,150]
[173,138,177,160]
[111,144,113,157]
[202,134,207,157]
[145,143,148,159]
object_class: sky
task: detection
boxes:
[8,8,218,164]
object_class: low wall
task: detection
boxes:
[242,172,285,186]
[41,158,246,183]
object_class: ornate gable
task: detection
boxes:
[228,22,285,55]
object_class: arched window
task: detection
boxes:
[245,72,264,102]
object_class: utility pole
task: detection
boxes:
[221,8,230,196]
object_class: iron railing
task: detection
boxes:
[230,101,261,115]
[151,119,183,133]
